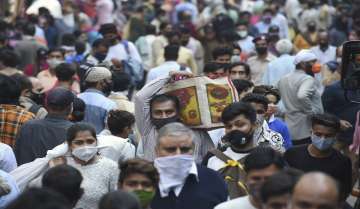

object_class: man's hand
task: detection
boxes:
[49,156,67,167]
[169,71,194,82]
[111,58,122,68]
[340,120,352,131]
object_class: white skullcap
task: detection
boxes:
[294,50,317,65]
[85,66,112,82]
[276,39,293,55]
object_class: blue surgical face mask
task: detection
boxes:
[311,134,335,151]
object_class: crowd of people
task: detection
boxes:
[0,0,360,209]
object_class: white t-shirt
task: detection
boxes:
[105,41,142,63]
[207,147,248,171]
[97,131,136,164]
[215,196,256,209]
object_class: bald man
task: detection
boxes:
[291,172,341,209]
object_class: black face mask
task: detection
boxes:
[256,46,268,55]
[152,115,180,129]
[308,25,316,32]
[223,130,253,149]
[319,42,329,50]
[94,52,107,62]
[268,34,279,42]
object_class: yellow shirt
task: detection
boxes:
[293,33,317,52]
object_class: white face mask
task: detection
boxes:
[47,58,64,69]
[237,30,248,39]
[72,145,98,162]
[231,55,241,63]
[154,155,194,197]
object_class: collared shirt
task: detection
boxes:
[262,54,295,86]
[0,143,17,172]
[146,61,191,84]
[78,89,117,133]
[311,45,337,64]
[159,162,199,197]
[247,53,277,85]
[14,114,73,165]
[0,104,34,147]
[0,170,20,209]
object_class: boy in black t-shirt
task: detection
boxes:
[284,113,352,200]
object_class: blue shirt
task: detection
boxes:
[268,116,293,150]
[255,21,271,34]
[78,89,117,133]
[262,54,295,86]
[0,170,19,209]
